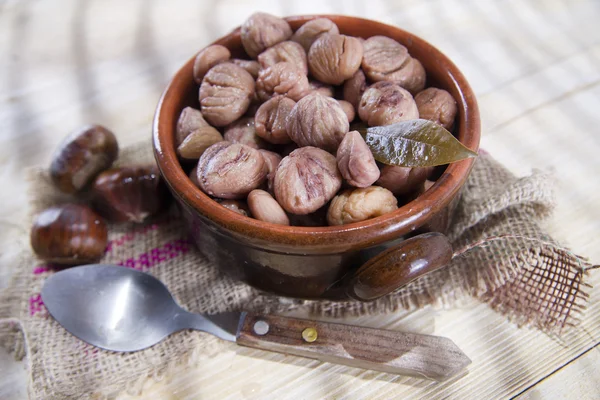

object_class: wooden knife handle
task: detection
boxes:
[236,313,471,380]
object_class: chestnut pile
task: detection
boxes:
[180,13,458,226]
[30,125,167,265]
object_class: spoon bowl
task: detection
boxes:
[41,264,237,351]
[42,265,180,351]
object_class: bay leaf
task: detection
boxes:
[360,119,477,167]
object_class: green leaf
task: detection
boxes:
[360,119,478,167]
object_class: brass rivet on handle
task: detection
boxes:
[302,327,318,342]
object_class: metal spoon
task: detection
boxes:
[42,264,471,380]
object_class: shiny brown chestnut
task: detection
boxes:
[50,124,119,194]
[30,204,108,265]
[92,166,167,223]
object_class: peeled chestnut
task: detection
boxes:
[258,41,308,75]
[327,186,398,226]
[286,92,349,152]
[258,149,282,193]
[50,124,119,194]
[176,107,210,147]
[197,141,268,199]
[254,96,295,144]
[358,82,418,126]
[343,69,367,109]
[308,34,364,85]
[414,87,458,130]
[361,36,426,94]
[193,44,231,84]
[247,189,290,225]
[377,165,433,196]
[92,166,167,223]
[199,63,255,127]
[224,117,269,149]
[274,147,342,215]
[241,12,292,59]
[177,126,223,160]
[30,204,108,265]
[309,80,335,97]
[231,59,261,79]
[291,18,339,52]
[255,62,310,102]
[336,130,380,188]
[219,200,251,217]
[337,100,356,122]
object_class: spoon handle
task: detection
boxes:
[236,313,470,381]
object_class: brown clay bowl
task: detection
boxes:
[153,15,480,300]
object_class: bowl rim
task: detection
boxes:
[153,14,480,252]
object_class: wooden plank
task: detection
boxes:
[515,345,600,400]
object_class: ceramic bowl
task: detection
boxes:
[153,15,480,300]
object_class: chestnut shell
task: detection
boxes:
[30,204,108,265]
[50,124,119,194]
[91,166,167,223]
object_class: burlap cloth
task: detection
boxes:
[0,141,595,399]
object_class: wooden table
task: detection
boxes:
[1,0,599,398]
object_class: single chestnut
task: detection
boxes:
[231,59,261,79]
[50,124,119,194]
[254,96,295,144]
[176,107,210,147]
[358,81,419,126]
[193,44,231,84]
[286,92,349,152]
[224,117,269,149]
[92,166,167,223]
[336,130,380,188]
[255,62,310,102]
[274,147,342,215]
[414,87,458,130]
[247,189,290,225]
[376,165,433,196]
[258,41,308,75]
[199,63,255,127]
[291,18,339,52]
[308,34,363,85]
[197,141,268,199]
[337,100,356,122]
[309,80,335,97]
[240,12,292,58]
[342,69,367,109]
[219,200,251,217]
[327,186,398,226]
[177,126,223,160]
[258,149,282,193]
[361,36,426,94]
[30,204,108,265]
